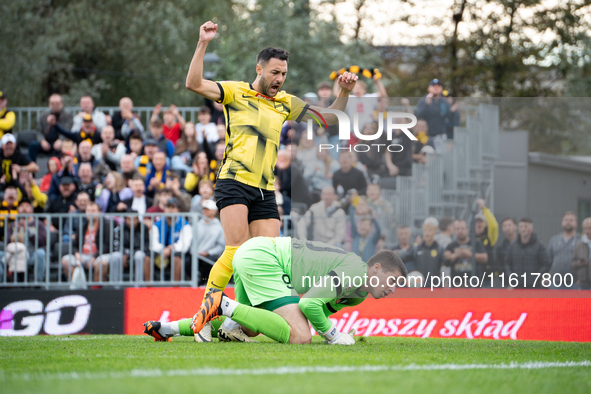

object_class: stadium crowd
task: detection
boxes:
[0,80,589,289]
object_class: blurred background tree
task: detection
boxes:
[1,0,590,153]
[0,0,379,107]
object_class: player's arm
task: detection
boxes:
[185,21,222,102]
[301,72,358,125]
[321,297,366,318]
[299,276,357,345]
[374,76,387,98]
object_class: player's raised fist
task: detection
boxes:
[338,71,358,92]
[199,21,218,43]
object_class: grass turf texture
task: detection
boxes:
[1,336,590,394]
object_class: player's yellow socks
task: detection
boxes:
[202,245,238,303]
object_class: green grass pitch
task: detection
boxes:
[1,335,590,394]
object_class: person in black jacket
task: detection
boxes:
[94,209,151,283]
[412,217,445,287]
[505,218,551,288]
[45,176,78,231]
[30,94,74,161]
[496,217,518,277]
[332,151,367,196]
[415,79,452,144]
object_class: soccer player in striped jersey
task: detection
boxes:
[172,20,358,341]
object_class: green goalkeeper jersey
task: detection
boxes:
[275,237,368,333]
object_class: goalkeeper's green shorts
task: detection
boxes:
[233,237,299,311]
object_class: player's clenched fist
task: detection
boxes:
[199,21,218,43]
[337,71,358,93]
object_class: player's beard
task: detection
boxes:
[262,77,281,97]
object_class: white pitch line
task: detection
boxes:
[4,361,591,382]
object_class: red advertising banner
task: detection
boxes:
[124,288,227,335]
[124,288,591,342]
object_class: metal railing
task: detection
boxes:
[0,212,295,289]
[10,106,203,133]
[387,103,499,238]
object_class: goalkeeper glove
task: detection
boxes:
[319,323,356,345]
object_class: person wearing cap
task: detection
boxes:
[46,151,78,200]
[415,79,453,153]
[0,91,16,138]
[31,94,74,161]
[412,217,445,288]
[0,133,39,184]
[474,198,499,284]
[53,113,102,146]
[45,175,78,231]
[192,199,225,284]
[72,96,107,134]
[165,171,191,212]
[146,197,192,282]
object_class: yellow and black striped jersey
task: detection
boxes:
[216,81,309,190]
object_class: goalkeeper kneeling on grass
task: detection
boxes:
[144,237,407,345]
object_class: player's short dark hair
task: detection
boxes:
[367,250,408,278]
[257,47,289,65]
[501,217,516,225]
[439,217,453,231]
[150,119,163,128]
[519,217,533,224]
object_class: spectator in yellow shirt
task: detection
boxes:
[0,91,15,138]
